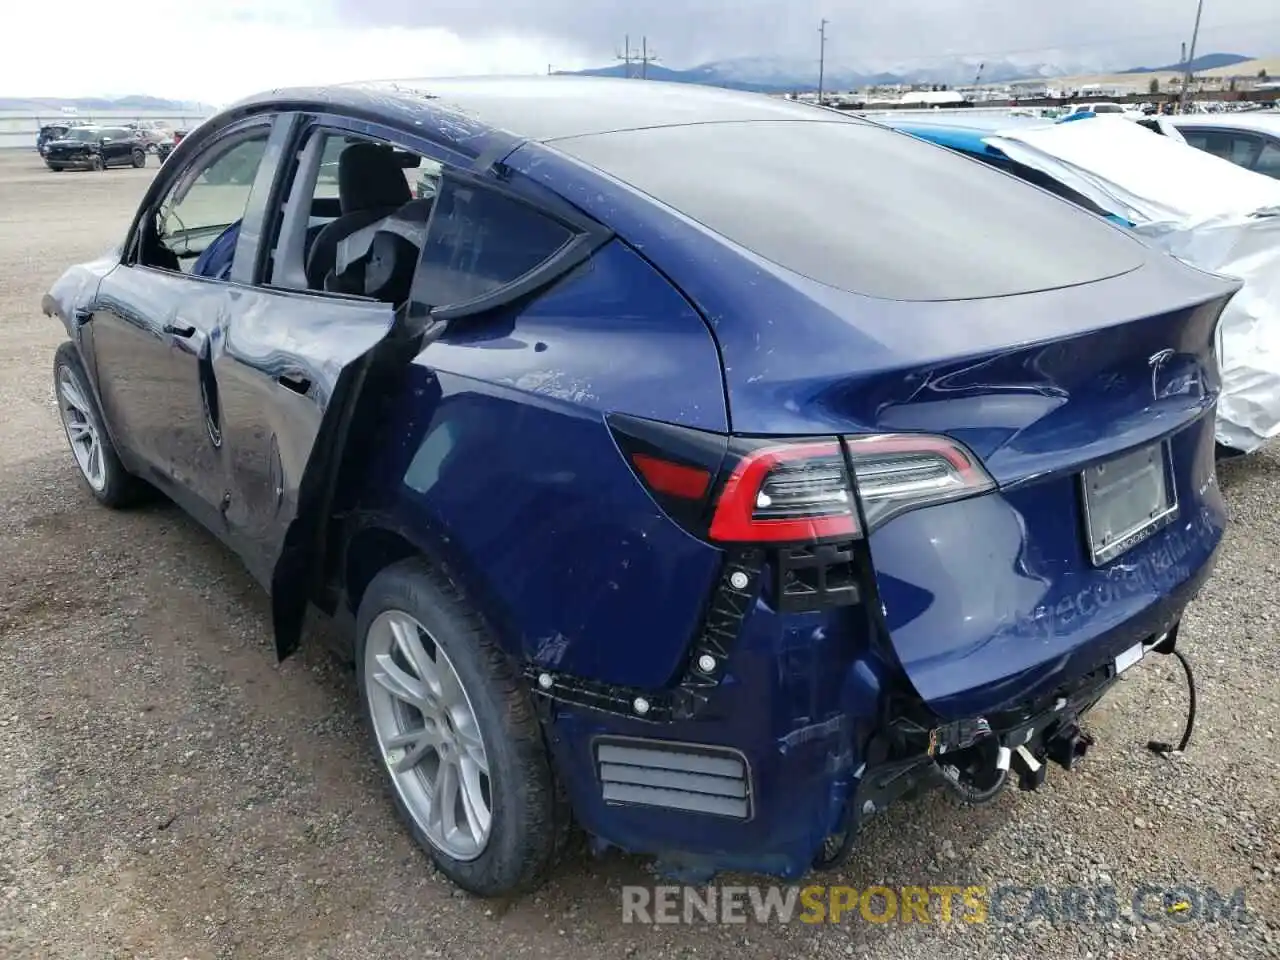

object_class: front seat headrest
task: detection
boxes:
[338,143,413,215]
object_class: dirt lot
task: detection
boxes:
[1,148,1278,960]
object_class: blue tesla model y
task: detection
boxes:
[43,77,1234,896]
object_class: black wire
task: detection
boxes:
[1147,649,1196,756]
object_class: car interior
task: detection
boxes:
[142,132,437,309]
[301,139,433,306]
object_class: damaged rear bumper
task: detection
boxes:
[535,605,1193,883]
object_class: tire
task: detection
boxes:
[47,164,63,172]
[132,149,146,168]
[53,342,149,508]
[355,558,567,897]
[90,155,104,172]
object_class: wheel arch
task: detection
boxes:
[332,510,525,668]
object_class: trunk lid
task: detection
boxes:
[702,251,1239,719]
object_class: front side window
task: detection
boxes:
[137,130,270,275]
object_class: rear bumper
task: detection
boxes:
[537,524,1219,880]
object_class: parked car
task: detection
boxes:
[1144,112,1280,179]
[880,112,1280,456]
[43,77,1234,897]
[36,120,89,155]
[1063,101,1139,117]
[43,125,149,171]
[124,119,172,155]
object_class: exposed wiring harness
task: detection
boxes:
[1146,648,1197,756]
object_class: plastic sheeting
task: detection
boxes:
[985,116,1280,453]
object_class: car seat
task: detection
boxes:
[304,142,412,289]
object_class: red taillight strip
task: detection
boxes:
[630,452,712,500]
[709,441,859,543]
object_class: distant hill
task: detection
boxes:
[558,51,1264,93]
[0,95,213,113]
[1120,52,1254,74]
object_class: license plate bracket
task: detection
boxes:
[1080,441,1177,566]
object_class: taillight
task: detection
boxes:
[707,434,991,544]
[709,441,856,542]
[609,414,994,545]
[846,434,995,531]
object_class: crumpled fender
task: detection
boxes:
[42,252,121,343]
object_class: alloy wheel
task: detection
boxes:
[56,366,106,491]
[364,609,493,861]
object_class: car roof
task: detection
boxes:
[1165,111,1280,134]
[232,75,846,146]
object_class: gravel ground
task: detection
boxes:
[0,148,1277,960]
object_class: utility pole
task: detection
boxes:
[817,19,829,105]
[1179,0,1205,114]
[617,34,632,79]
[617,36,659,79]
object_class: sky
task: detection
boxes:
[3,0,1277,104]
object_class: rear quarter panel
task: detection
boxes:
[350,239,731,688]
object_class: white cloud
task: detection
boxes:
[3,0,590,104]
[4,0,1276,103]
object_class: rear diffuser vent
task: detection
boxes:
[594,738,751,820]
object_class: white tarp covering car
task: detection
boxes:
[983,115,1280,454]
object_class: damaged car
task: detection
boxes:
[44,77,1232,897]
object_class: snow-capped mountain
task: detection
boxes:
[560,51,1251,92]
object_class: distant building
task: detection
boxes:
[1009,79,1050,99]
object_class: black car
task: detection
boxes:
[37,122,85,155]
[44,126,149,171]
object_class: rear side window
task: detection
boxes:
[412,179,575,310]
[553,119,1144,301]
[1182,129,1264,168]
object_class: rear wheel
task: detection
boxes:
[53,342,149,508]
[355,558,567,896]
[131,149,146,168]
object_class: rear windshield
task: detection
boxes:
[552,119,1144,301]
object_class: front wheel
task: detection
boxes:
[90,154,104,172]
[355,558,567,896]
[53,342,149,507]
